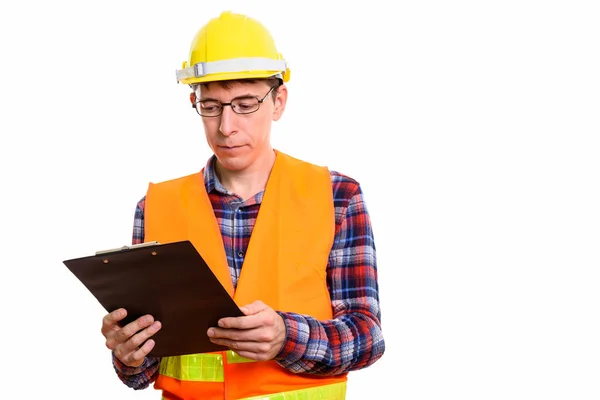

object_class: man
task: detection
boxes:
[101,10,385,400]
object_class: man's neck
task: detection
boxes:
[216,149,277,201]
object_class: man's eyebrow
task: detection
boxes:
[198,96,219,101]
[199,93,257,101]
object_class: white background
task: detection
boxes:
[1,1,599,399]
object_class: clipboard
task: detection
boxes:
[62,240,244,357]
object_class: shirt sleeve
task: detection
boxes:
[274,181,386,375]
[112,197,162,389]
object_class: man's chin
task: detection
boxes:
[215,155,250,173]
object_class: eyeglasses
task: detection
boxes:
[193,86,276,117]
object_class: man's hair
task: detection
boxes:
[191,77,282,102]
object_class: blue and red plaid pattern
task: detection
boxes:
[113,155,385,389]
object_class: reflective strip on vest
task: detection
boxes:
[241,382,346,400]
[225,350,255,364]
[161,382,346,400]
[159,352,255,382]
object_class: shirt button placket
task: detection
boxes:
[234,209,244,259]
[231,206,240,284]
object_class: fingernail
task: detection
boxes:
[218,320,225,327]
[207,329,214,337]
[240,307,248,314]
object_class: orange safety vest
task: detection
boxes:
[145,151,348,400]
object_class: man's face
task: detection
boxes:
[197,80,287,173]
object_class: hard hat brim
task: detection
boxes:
[179,70,288,85]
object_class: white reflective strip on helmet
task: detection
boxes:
[176,57,287,82]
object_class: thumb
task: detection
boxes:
[240,300,268,316]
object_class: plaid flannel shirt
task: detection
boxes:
[113,155,385,389]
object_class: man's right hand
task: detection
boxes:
[101,308,162,367]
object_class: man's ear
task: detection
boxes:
[190,92,196,108]
[273,85,288,121]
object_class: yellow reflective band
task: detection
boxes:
[159,352,257,382]
[226,350,255,364]
[241,382,347,400]
[159,354,224,382]
[158,355,345,399]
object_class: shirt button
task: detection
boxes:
[237,251,244,257]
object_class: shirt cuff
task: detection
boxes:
[112,352,158,376]
[274,311,310,365]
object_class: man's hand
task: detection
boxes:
[101,308,162,367]
[207,300,286,361]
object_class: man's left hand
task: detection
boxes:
[207,300,286,361]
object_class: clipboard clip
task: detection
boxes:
[95,241,161,256]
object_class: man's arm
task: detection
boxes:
[112,198,162,389]
[274,175,385,375]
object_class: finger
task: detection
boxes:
[217,313,263,330]
[111,315,155,344]
[134,339,156,360]
[219,301,268,328]
[239,300,267,316]
[127,321,162,349]
[208,326,262,341]
[101,309,127,336]
[209,338,269,354]
[113,321,160,365]
[120,339,156,366]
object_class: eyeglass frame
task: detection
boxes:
[192,85,277,117]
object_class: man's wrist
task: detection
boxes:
[273,311,306,364]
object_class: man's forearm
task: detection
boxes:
[275,300,385,375]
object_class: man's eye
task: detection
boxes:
[200,102,220,111]
[237,103,255,110]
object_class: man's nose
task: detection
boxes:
[219,105,237,136]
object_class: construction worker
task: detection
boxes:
[100,10,385,400]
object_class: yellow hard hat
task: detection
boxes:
[176,11,290,85]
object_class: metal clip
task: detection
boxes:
[194,62,206,77]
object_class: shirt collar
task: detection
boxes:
[203,155,232,195]
[202,155,266,205]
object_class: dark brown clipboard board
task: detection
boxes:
[62,240,243,357]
